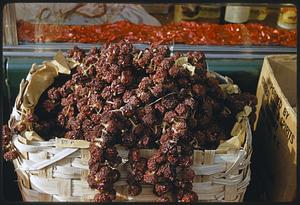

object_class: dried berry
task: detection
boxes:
[128,148,141,162]
[180,191,198,202]
[128,184,142,196]
[156,196,171,202]
[3,150,18,161]
[192,84,206,97]
[154,182,170,196]
[143,170,157,184]
[94,191,113,202]
[120,70,133,86]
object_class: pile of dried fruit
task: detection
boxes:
[2,40,257,202]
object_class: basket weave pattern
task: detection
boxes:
[12,130,252,202]
[8,64,252,202]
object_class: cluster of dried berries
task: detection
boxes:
[2,125,18,161]
[3,40,257,202]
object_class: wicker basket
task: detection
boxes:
[8,56,253,202]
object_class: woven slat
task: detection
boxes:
[12,121,251,202]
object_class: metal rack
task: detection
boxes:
[3,43,297,59]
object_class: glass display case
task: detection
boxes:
[3,3,297,50]
[1,2,298,202]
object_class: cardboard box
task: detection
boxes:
[254,55,297,201]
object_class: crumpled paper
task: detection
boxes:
[174,56,196,76]
[219,83,240,95]
[24,131,44,141]
[45,50,80,75]
[22,64,58,110]
[216,106,252,152]
[21,51,77,111]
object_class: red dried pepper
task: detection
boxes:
[16,20,296,47]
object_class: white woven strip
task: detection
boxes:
[30,175,71,196]
[11,106,22,121]
[55,138,90,148]
[198,191,225,201]
[243,119,252,152]
[13,135,53,152]
[67,151,81,159]
[223,150,246,177]
[30,175,60,195]
[30,140,56,147]
[53,166,84,179]
[48,148,81,159]
[53,172,79,179]
[71,178,142,197]
[214,153,239,163]
[53,195,82,202]
[20,148,78,171]
[193,182,224,194]
[71,180,97,196]
[52,166,129,180]
[19,160,36,170]
[25,72,32,81]
[28,150,81,163]
[47,148,65,155]
[237,168,251,190]
[240,152,251,166]
[19,180,52,201]
[191,163,226,175]
[71,158,88,170]
[212,173,244,186]
[55,166,83,175]
[28,151,48,162]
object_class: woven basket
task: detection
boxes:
[8,56,253,202]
